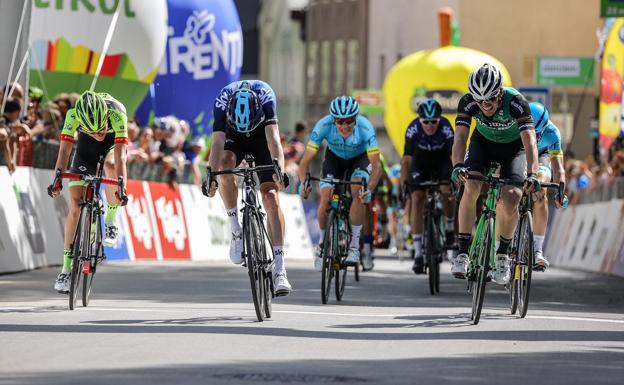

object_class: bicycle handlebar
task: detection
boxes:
[304,173,367,191]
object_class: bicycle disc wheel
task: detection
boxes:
[470,217,493,325]
[82,211,99,307]
[321,212,337,304]
[517,212,534,318]
[69,207,88,310]
[244,209,265,321]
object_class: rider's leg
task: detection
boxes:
[218,150,240,234]
[349,182,365,247]
[457,178,482,254]
[62,185,87,272]
[260,182,286,273]
[103,150,120,224]
[440,184,455,242]
[533,163,552,269]
[409,190,425,257]
[317,186,333,244]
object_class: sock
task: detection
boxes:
[273,246,285,273]
[62,248,72,273]
[226,207,241,234]
[497,236,511,255]
[413,233,422,256]
[534,235,545,253]
[458,233,471,254]
[105,204,118,225]
[350,224,362,248]
[363,234,373,255]
[318,229,325,245]
[446,217,455,232]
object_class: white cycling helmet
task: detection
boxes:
[468,63,502,101]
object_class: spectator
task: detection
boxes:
[286,121,307,162]
[2,96,32,167]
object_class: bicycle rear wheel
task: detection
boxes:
[321,211,337,304]
[261,237,273,319]
[69,207,89,310]
[244,209,265,321]
[517,212,534,318]
[470,217,493,325]
[335,258,347,301]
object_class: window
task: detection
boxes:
[346,40,360,93]
[306,41,318,97]
[334,40,345,95]
[321,40,331,96]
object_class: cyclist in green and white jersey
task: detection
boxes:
[451,63,540,285]
[48,91,129,293]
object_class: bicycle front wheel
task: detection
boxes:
[69,207,89,310]
[244,209,265,321]
[82,211,100,307]
[321,211,337,304]
[470,216,494,325]
[516,211,534,318]
[425,212,437,295]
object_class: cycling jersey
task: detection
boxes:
[60,93,128,145]
[456,87,533,143]
[212,80,278,134]
[537,121,563,158]
[307,115,380,160]
[403,116,454,157]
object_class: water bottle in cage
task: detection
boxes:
[338,217,348,250]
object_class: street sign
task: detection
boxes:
[536,56,595,87]
[518,86,551,109]
[601,0,624,17]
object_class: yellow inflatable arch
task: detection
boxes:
[383,46,512,155]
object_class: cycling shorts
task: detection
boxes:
[464,129,526,184]
[320,149,370,189]
[69,132,115,186]
[407,157,453,193]
[224,131,274,184]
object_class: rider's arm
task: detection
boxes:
[111,109,129,182]
[367,152,383,191]
[297,148,317,183]
[452,121,469,166]
[55,110,79,172]
[265,123,285,170]
[511,94,538,174]
[399,155,411,187]
[208,131,225,170]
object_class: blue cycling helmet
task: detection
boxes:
[529,102,549,134]
[329,96,359,119]
[227,81,265,133]
[417,98,442,119]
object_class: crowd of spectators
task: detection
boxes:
[0,81,311,190]
[564,140,624,205]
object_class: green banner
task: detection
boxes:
[536,56,595,87]
[601,0,624,17]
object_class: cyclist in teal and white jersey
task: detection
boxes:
[298,96,383,271]
[451,63,540,285]
[529,102,566,271]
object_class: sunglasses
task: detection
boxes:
[335,117,355,126]
[475,92,500,105]
[421,119,439,125]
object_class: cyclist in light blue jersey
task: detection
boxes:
[298,96,383,271]
[530,102,566,271]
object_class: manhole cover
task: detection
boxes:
[213,373,367,383]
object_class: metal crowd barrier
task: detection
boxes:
[576,177,624,204]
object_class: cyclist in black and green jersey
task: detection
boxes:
[451,63,540,285]
[48,91,129,293]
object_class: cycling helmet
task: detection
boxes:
[75,91,108,133]
[468,63,503,101]
[529,102,550,135]
[417,98,442,119]
[227,81,265,133]
[329,96,359,119]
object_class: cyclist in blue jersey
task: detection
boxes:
[203,80,292,296]
[298,96,383,271]
[529,102,566,271]
[399,98,456,274]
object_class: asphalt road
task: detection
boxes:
[1,251,623,385]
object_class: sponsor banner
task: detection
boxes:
[179,184,229,261]
[280,193,314,261]
[100,185,131,261]
[536,56,595,87]
[124,180,159,260]
[148,182,191,259]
